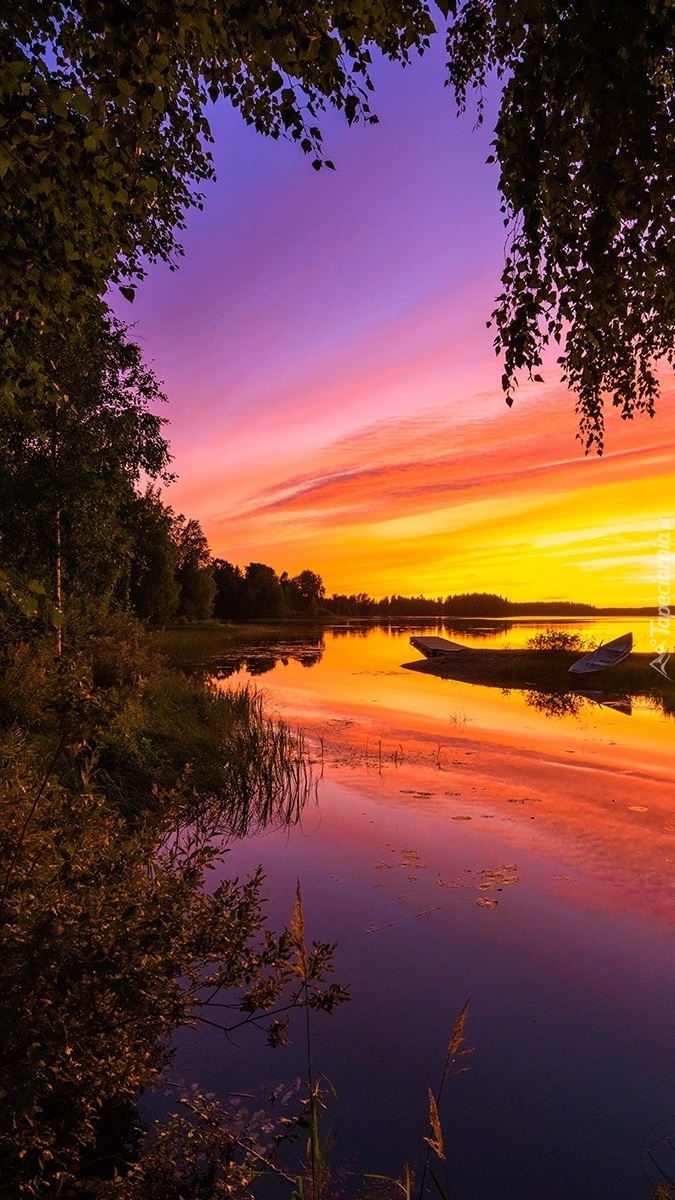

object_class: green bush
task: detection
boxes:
[525,628,594,653]
[0,606,340,1196]
[0,734,340,1196]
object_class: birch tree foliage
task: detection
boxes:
[1,0,436,403]
[3,1,675,447]
[0,315,172,599]
[446,0,675,450]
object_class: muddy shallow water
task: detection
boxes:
[161,621,675,1199]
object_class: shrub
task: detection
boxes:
[526,628,594,653]
[0,743,343,1197]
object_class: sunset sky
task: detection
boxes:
[122,42,675,606]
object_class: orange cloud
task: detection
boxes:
[192,377,674,605]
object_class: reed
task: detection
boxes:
[418,1001,470,1200]
[290,882,331,1200]
[97,674,313,832]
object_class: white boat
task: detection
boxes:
[568,632,633,675]
[410,636,469,659]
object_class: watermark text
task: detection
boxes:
[650,517,672,680]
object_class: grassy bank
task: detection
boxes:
[152,620,326,667]
[0,606,335,1196]
[404,647,674,714]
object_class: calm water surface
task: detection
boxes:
[166,621,675,1199]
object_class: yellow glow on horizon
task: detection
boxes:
[206,467,672,605]
[186,378,675,608]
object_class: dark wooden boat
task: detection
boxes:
[568,632,633,675]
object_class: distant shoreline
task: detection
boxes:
[156,608,656,634]
[323,608,655,619]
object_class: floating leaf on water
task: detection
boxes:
[480,864,519,886]
[400,848,428,869]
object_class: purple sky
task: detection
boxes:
[117,43,675,604]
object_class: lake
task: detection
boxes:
[160,619,675,1200]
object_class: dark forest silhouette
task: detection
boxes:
[211,566,651,622]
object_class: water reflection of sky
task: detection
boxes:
[172,621,675,1200]
[167,773,675,1200]
[432,615,669,653]
[217,622,672,768]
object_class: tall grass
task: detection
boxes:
[216,688,313,838]
[96,675,313,833]
[418,1001,470,1200]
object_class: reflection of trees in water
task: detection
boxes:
[525,690,586,718]
[526,689,639,718]
[443,620,513,640]
[247,655,278,676]
[208,639,324,678]
[329,620,514,640]
[644,691,675,720]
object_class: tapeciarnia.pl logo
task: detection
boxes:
[650,517,672,680]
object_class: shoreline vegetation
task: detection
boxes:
[209,561,656,622]
[0,604,352,1197]
[404,647,675,716]
[154,621,674,718]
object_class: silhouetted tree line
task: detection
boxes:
[324,592,601,618]
[327,593,445,618]
[212,563,326,620]
[0,318,610,629]
[130,490,217,622]
[0,315,218,624]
